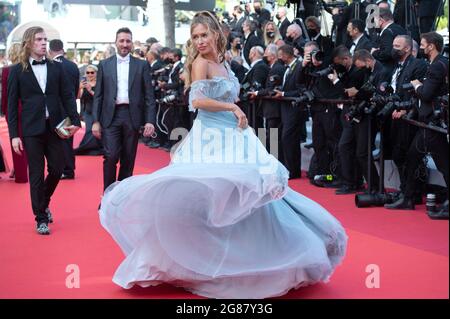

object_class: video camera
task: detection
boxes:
[431,94,449,129]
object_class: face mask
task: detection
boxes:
[308,29,318,38]
[235,43,242,50]
[164,58,172,64]
[255,8,261,14]
[391,48,404,61]
[286,36,293,43]
[275,14,281,20]
[263,56,270,64]
[418,48,427,59]
[266,32,275,39]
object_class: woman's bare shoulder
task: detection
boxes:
[192,56,209,82]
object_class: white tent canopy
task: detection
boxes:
[6,20,61,49]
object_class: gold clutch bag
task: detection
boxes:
[55,117,71,138]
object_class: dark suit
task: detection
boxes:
[242,33,263,66]
[389,55,428,193]
[259,60,286,158]
[7,59,80,224]
[254,8,271,26]
[372,23,407,72]
[347,34,372,53]
[278,18,291,40]
[404,55,449,200]
[92,55,156,190]
[280,58,307,179]
[54,55,80,178]
[241,59,269,130]
[231,16,245,35]
[417,0,443,33]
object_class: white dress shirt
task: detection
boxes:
[350,33,364,56]
[116,54,130,105]
[29,57,49,118]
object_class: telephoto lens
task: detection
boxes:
[426,193,437,214]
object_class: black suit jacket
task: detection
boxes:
[278,18,291,40]
[164,61,184,91]
[241,60,269,86]
[416,55,448,122]
[356,61,390,101]
[255,8,271,26]
[231,16,245,35]
[7,60,80,139]
[149,59,164,73]
[393,55,428,100]
[230,60,248,83]
[282,58,306,98]
[372,23,406,72]
[243,33,263,66]
[347,35,372,52]
[92,55,156,130]
[261,60,286,118]
[54,55,80,99]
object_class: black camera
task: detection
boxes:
[157,90,180,104]
[240,81,263,102]
[345,101,367,123]
[431,94,449,129]
[312,63,347,78]
[296,89,315,104]
[310,50,325,63]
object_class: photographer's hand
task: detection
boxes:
[248,91,258,99]
[302,53,311,67]
[410,79,422,90]
[273,90,283,98]
[328,70,339,84]
[392,110,407,119]
[345,87,358,97]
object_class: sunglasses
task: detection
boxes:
[86,71,96,74]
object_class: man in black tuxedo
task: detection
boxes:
[305,16,334,63]
[92,27,156,191]
[7,26,81,235]
[252,1,271,27]
[416,0,443,33]
[273,45,307,179]
[49,39,80,180]
[346,19,372,55]
[383,35,428,202]
[371,8,407,73]
[240,46,269,131]
[242,19,264,68]
[297,0,318,20]
[276,6,291,40]
[386,32,449,215]
[249,44,286,158]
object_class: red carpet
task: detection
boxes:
[0,118,448,299]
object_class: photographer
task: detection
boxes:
[371,8,407,73]
[240,46,269,130]
[386,32,448,216]
[301,41,342,185]
[248,44,286,157]
[332,46,373,194]
[385,35,428,203]
[272,44,307,179]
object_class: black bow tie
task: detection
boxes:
[32,59,46,65]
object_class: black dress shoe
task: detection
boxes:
[61,173,75,180]
[45,208,53,224]
[428,200,449,220]
[335,185,357,195]
[303,143,313,150]
[146,141,160,148]
[384,197,415,210]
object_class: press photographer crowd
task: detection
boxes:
[0,0,448,221]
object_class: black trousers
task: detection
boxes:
[404,128,449,199]
[312,109,342,176]
[102,107,139,191]
[265,117,283,162]
[23,122,64,224]
[280,103,302,179]
[62,136,75,176]
[338,115,379,189]
[391,119,424,193]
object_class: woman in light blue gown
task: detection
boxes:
[99,11,348,299]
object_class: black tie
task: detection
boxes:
[32,59,46,65]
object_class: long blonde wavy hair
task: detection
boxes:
[19,26,47,71]
[7,43,22,65]
[184,11,228,88]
